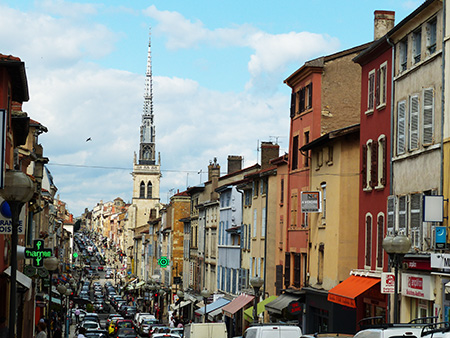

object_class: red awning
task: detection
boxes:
[222,294,255,317]
[327,275,380,308]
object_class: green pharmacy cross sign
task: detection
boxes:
[158,256,170,268]
[25,239,52,267]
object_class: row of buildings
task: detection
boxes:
[81,0,450,336]
[0,54,75,337]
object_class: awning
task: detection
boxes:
[327,275,380,308]
[265,292,303,315]
[222,294,254,318]
[43,294,61,305]
[244,295,277,322]
[195,297,230,315]
[171,300,192,311]
[3,266,32,290]
[208,307,225,320]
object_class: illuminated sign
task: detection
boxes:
[25,239,52,267]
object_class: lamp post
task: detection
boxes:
[0,170,34,338]
[44,256,59,338]
[250,276,264,324]
[382,233,411,324]
[200,288,211,323]
[57,283,67,337]
[64,288,72,338]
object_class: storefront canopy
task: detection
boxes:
[135,281,145,289]
[327,275,380,308]
[3,266,32,289]
[195,297,230,316]
[265,293,303,315]
[244,295,277,322]
[171,300,192,311]
[222,294,254,318]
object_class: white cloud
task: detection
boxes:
[37,0,99,18]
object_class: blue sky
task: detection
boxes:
[0,0,419,216]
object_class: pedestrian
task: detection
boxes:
[0,316,8,338]
[36,321,47,338]
[75,308,80,324]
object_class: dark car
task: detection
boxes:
[122,306,137,319]
[84,329,108,338]
[113,327,138,338]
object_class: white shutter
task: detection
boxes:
[423,88,434,145]
[409,95,419,150]
[410,193,422,249]
[387,195,396,234]
[397,101,406,155]
[253,209,257,237]
[262,207,266,236]
[398,195,407,234]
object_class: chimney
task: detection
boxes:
[374,10,395,40]
[208,157,220,201]
[261,142,279,170]
[227,155,243,174]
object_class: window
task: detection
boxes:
[261,207,266,237]
[244,190,251,206]
[290,92,295,118]
[147,181,152,199]
[253,180,259,197]
[253,209,257,237]
[362,140,373,190]
[365,214,372,267]
[409,95,420,151]
[410,193,422,249]
[399,38,408,71]
[377,63,387,108]
[139,181,145,198]
[413,29,422,64]
[291,192,298,227]
[377,135,387,187]
[318,244,324,284]
[423,88,434,145]
[398,195,407,234]
[306,83,313,109]
[426,17,437,55]
[304,131,310,167]
[316,149,323,168]
[387,196,395,235]
[284,252,291,287]
[292,136,299,170]
[299,87,305,113]
[368,70,375,112]
[397,100,406,155]
[370,140,378,188]
[293,253,301,287]
[321,183,327,221]
[280,179,284,204]
[376,214,384,269]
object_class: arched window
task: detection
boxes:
[140,181,145,198]
[147,181,152,199]
[365,213,372,267]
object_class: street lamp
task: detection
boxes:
[44,256,59,338]
[64,288,72,338]
[200,288,211,323]
[250,276,264,324]
[382,233,411,323]
[0,170,34,338]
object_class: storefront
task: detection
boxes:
[222,294,254,337]
[401,272,436,322]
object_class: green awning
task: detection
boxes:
[244,295,277,322]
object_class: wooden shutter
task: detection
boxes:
[300,88,305,112]
[410,193,422,249]
[370,140,378,188]
[276,265,283,295]
[423,88,434,145]
[376,69,381,107]
[409,95,419,150]
[398,195,407,234]
[293,254,301,287]
[380,138,387,186]
[368,72,375,110]
[284,252,290,287]
[376,215,384,268]
[397,101,406,155]
[307,83,313,109]
[387,195,396,234]
[365,214,372,267]
[290,92,295,118]
[362,144,367,189]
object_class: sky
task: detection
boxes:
[0,0,420,217]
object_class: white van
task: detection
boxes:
[243,324,302,338]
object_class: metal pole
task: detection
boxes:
[48,271,53,338]
[394,255,399,324]
[203,297,207,323]
[252,289,258,324]
[8,201,22,338]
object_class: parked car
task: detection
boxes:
[113,327,139,338]
[242,324,301,338]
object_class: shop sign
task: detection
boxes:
[0,198,27,235]
[301,191,321,213]
[403,258,431,271]
[25,239,52,267]
[431,253,450,269]
[381,273,395,294]
[401,273,435,301]
[287,300,302,315]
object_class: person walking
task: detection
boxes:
[36,321,47,338]
[75,308,80,324]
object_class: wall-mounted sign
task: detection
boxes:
[287,300,302,315]
[401,273,435,301]
[423,195,444,222]
[381,273,395,294]
[436,226,447,249]
[158,256,170,268]
[25,239,52,267]
[431,253,450,269]
[0,199,26,235]
[301,191,321,213]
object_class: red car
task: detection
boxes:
[97,266,104,271]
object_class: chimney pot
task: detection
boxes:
[374,10,395,40]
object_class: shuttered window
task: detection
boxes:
[376,214,384,268]
[387,196,396,234]
[398,195,407,234]
[307,83,313,109]
[409,95,420,150]
[370,140,378,188]
[423,88,434,145]
[365,214,372,267]
[293,253,301,288]
[276,265,283,295]
[284,252,290,287]
[397,100,406,155]
[378,136,387,187]
[253,209,257,237]
[410,193,422,249]
[290,92,295,118]
[376,69,381,107]
[368,70,375,112]
[362,144,367,189]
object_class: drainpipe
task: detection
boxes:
[237,187,244,291]
[263,177,269,300]
[440,0,446,196]
[387,36,395,196]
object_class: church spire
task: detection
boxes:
[139,27,156,165]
